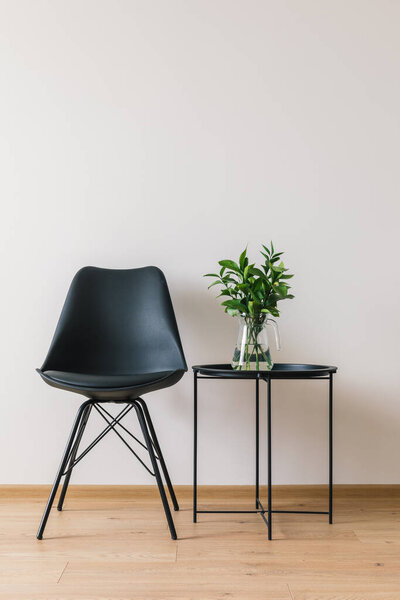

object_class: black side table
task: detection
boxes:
[192,363,337,540]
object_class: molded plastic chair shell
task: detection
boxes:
[38,266,187,399]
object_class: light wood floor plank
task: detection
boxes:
[0,485,400,599]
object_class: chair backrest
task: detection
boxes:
[41,266,187,375]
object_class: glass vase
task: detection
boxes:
[232,314,281,371]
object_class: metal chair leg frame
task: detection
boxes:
[37,399,92,539]
[38,399,178,540]
[136,397,179,511]
[61,404,133,477]
[133,400,177,540]
[92,403,155,476]
[57,404,92,512]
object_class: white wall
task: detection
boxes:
[0,0,399,485]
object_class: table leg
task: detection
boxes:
[255,376,260,509]
[193,371,198,523]
[329,372,333,524]
[267,376,272,540]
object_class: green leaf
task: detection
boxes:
[276,284,288,297]
[222,299,247,310]
[221,300,236,307]
[268,292,280,304]
[226,308,237,317]
[218,260,240,272]
[239,247,248,271]
[207,280,221,289]
[222,275,237,285]
[262,264,270,278]
[253,277,263,291]
[271,263,284,274]
[249,267,264,278]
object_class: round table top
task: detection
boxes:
[192,363,337,379]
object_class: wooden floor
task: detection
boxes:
[0,485,400,599]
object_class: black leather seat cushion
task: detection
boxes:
[38,369,185,400]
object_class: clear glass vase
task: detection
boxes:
[232,314,281,371]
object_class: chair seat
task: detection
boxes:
[38,369,185,400]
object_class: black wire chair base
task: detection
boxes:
[37,397,178,541]
[61,403,157,478]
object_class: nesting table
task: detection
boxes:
[192,363,337,539]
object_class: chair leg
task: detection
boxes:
[136,398,179,511]
[57,404,92,511]
[133,401,177,540]
[37,400,92,540]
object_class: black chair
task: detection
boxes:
[36,266,187,540]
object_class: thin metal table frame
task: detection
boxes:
[192,363,337,540]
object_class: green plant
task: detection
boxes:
[204,242,294,319]
[204,242,294,370]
